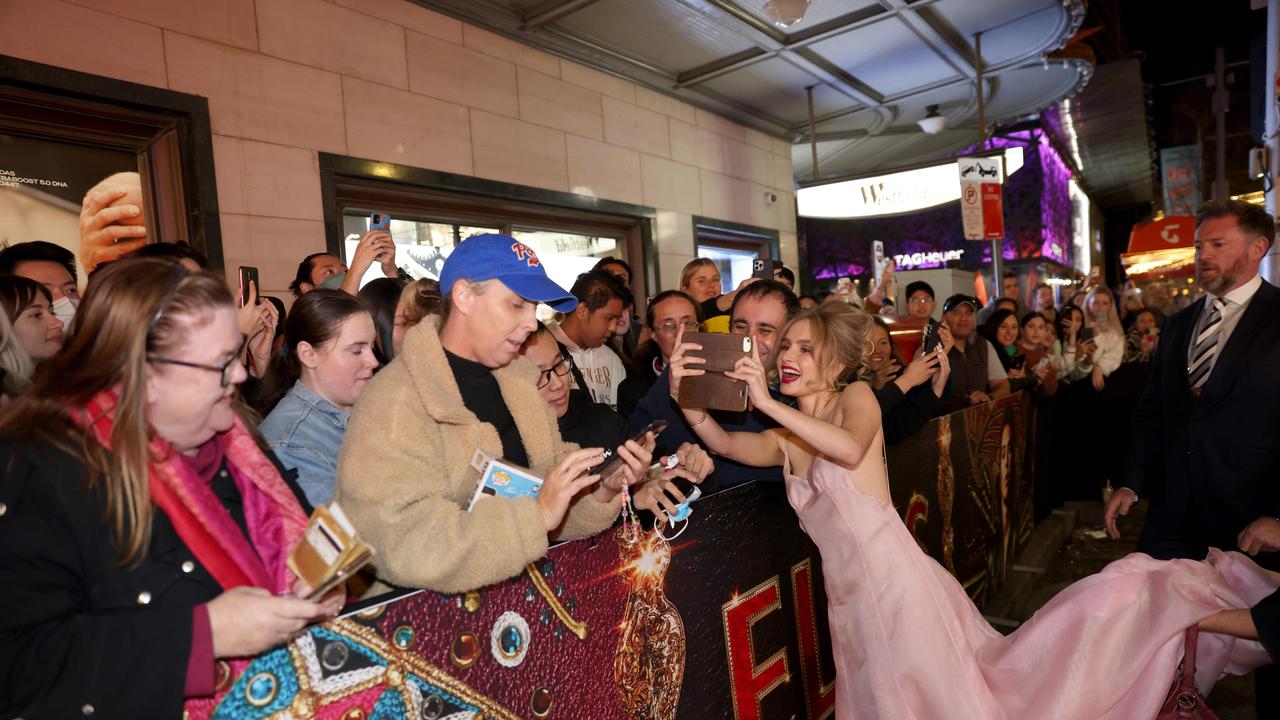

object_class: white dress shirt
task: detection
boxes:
[1185,273,1263,379]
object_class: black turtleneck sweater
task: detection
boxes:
[445,350,530,468]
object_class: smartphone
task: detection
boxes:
[677,333,753,412]
[1077,327,1095,343]
[752,257,776,280]
[1009,355,1027,371]
[922,320,943,354]
[369,211,391,232]
[594,420,668,481]
[238,266,260,307]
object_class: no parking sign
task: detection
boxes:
[959,156,1005,241]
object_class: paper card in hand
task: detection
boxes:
[287,502,375,601]
[677,332,752,412]
[467,449,544,511]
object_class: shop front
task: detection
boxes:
[797,127,1092,306]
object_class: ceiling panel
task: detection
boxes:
[808,17,963,97]
[981,64,1087,119]
[411,0,1095,185]
[698,57,856,125]
[731,0,883,29]
[556,0,759,73]
[921,0,1071,68]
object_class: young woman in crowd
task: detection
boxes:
[0,260,340,718]
[520,323,714,522]
[616,289,700,420]
[866,316,947,444]
[982,308,1055,396]
[0,310,30,404]
[1083,286,1124,391]
[679,258,754,333]
[666,300,1274,717]
[1122,307,1161,364]
[0,274,65,375]
[1016,312,1059,397]
[392,278,440,356]
[257,290,379,506]
[1052,303,1096,384]
[357,276,405,367]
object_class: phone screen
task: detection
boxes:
[238,266,260,306]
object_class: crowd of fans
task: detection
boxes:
[0,170,1210,715]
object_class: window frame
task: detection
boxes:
[319,153,659,306]
[0,55,222,267]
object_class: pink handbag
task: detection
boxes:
[1156,626,1218,720]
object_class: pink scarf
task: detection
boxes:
[73,390,307,594]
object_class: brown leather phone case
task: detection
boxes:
[677,332,752,412]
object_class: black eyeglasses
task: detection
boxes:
[148,335,247,387]
[537,355,572,389]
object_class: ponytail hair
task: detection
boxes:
[251,289,368,414]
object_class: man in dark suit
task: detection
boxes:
[1105,200,1280,715]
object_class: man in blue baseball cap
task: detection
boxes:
[336,234,655,594]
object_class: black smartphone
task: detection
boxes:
[1009,354,1027,371]
[238,266,260,307]
[1078,327,1095,343]
[594,420,668,481]
[922,320,943,354]
[369,210,391,231]
[752,257,776,280]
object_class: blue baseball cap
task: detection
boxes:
[438,234,578,312]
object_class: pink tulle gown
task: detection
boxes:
[784,446,1277,720]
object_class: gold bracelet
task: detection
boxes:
[689,411,709,427]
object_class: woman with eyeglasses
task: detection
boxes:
[615,290,701,421]
[520,323,715,521]
[255,290,379,506]
[0,260,341,718]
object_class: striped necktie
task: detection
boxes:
[1187,297,1227,390]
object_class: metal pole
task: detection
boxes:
[1212,46,1229,203]
[806,85,819,181]
[1263,0,1280,284]
[975,32,1003,292]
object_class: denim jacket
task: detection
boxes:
[259,380,349,506]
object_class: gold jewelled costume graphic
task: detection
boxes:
[614,528,687,720]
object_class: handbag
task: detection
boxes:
[1156,626,1218,720]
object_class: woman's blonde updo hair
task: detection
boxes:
[779,302,876,391]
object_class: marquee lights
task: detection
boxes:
[797,147,1024,219]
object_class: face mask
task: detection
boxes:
[1094,312,1108,322]
[52,295,78,330]
[319,271,347,290]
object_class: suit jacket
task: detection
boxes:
[1130,280,1280,562]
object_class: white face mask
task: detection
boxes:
[51,295,78,331]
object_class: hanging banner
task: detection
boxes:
[1159,145,1202,217]
[958,156,1005,240]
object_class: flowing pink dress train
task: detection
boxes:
[784,450,1277,720]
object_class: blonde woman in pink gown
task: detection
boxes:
[669,302,1276,719]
